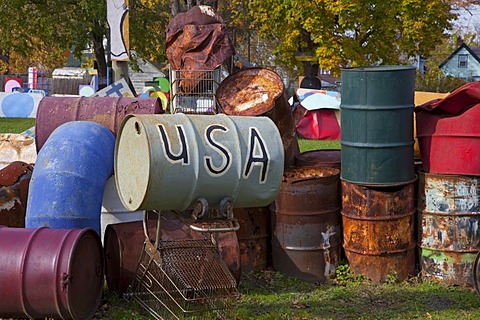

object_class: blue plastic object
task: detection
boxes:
[26,121,115,234]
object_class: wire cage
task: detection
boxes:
[126,238,239,320]
[170,68,221,115]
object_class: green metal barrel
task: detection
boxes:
[340,66,416,185]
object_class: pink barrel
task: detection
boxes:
[35,96,163,152]
[0,226,104,320]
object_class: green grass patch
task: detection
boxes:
[298,138,341,152]
[0,118,35,133]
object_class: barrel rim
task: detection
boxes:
[341,65,416,72]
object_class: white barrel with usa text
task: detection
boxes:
[114,113,284,211]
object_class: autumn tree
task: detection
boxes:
[230,0,456,77]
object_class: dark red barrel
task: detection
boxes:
[235,207,270,272]
[272,167,341,282]
[0,226,103,320]
[295,149,341,169]
[0,161,33,227]
[35,96,163,152]
[104,210,241,294]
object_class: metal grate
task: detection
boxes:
[126,238,239,319]
[170,69,221,115]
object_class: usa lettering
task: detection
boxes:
[158,124,270,183]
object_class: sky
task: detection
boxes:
[451,5,480,34]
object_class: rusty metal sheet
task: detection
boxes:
[418,172,480,286]
[217,67,300,166]
[272,167,341,282]
[0,161,33,227]
[104,210,240,294]
[235,207,270,272]
[341,180,416,283]
[166,5,234,72]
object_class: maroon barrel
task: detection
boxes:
[235,207,271,272]
[216,67,300,167]
[295,149,341,170]
[272,166,341,282]
[35,96,163,152]
[0,161,33,227]
[104,210,241,294]
[0,226,103,320]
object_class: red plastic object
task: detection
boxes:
[416,103,480,175]
[296,109,341,140]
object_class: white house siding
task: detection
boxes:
[441,47,480,81]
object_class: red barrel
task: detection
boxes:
[104,210,241,294]
[0,161,33,227]
[0,226,103,320]
[35,96,163,152]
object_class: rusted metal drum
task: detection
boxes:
[0,226,103,320]
[235,207,270,272]
[272,166,341,282]
[26,121,115,235]
[35,96,163,152]
[216,67,299,167]
[104,210,241,294]
[342,180,416,283]
[0,161,33,227]
[295,149,341,170]
[115,113,284,211]
[341,65,416,185]
[418,172,480,286]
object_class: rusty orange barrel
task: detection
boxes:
[418,172,480,286]
[0,161,33,227]
[0,226,103,320]
[35,96,163,152]
[272,167,341,282]
[105,210,241,294]
[235,207,271,272]
[216,67,299,167]
[295,149,341,170]
[341,180,416,283]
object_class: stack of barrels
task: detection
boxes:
[340,66,417,283]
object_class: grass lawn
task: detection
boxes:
[0,118,35,133]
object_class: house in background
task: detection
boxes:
[439,43,480,82]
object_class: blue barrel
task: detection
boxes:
[26,121,115,234]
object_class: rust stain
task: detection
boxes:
[341,180,416,283]
[0,161,34,227]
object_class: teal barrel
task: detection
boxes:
[114,113,284,211]
[340,66,416,185]
[26,121,115,234]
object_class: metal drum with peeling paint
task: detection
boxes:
[104,210,241,294]
[341,180,416,283]
[418,172,480,286]
[272,166,341,282]
[0,161,33,227]
[26,121,115,235]
[235,207,271,272]
[115,113,284,211]
[216,67,299,167]
[0,226,103,320]
[35,96,163,152]
[340,65,416,185]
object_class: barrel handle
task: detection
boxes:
[143,210,162,248]
[189,220,240,233]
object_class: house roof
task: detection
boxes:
[439,43,480,68]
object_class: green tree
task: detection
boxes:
[231,0,456,76]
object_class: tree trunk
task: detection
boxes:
[92,28,107,78]
[171,0,180,16]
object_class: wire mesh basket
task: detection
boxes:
[126,237,239,319]
[170,68,221,115]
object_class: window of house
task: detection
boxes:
[458,54,468,68]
